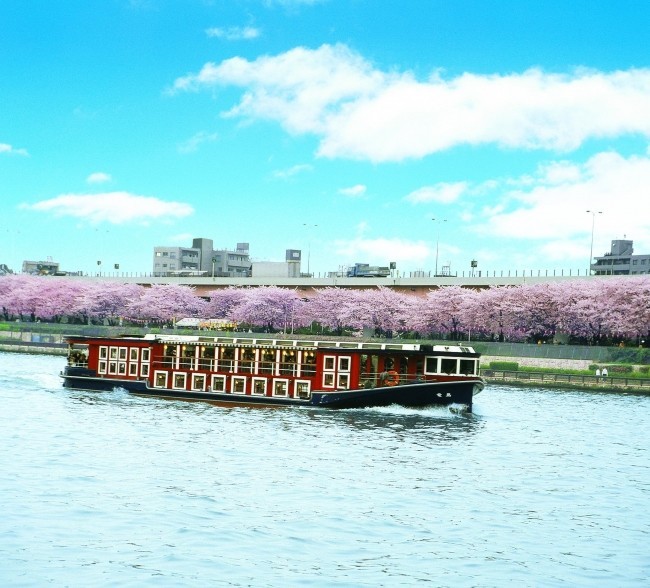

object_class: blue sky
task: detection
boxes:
[2,0,650,277]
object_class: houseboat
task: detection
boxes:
[61,334,484,411]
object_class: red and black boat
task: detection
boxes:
[61,334,484,411]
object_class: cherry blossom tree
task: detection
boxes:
[203,286,247,319]
[230,286,305,332]
[125,284,207,324]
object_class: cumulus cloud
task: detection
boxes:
[177,131,219,153]
[339,184,366,197]
[334,237,430,264]
[170,44,650,162]
[86,172,112,184]
[271,163,313,179]
[23,192,194,225]
[405,182,467,204]
[0,142,29,156]
[206,26,260,41]
[473,150,650,258]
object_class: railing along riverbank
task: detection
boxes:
[481,369,650,392]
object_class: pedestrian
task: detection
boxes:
[602,367,608,378]
[595,368,601,381]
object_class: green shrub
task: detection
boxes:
[488,361,519,371]
[639,366,650,374]
[608,347,650,365]
[606,364,633,374]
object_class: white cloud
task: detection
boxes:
[339,184,366,197]
[206,26,261,41]
[271,163,313,179]
[171,44,650,162]
[0,142,29,156]
[474,150,650,258]
[86,172,112,184]
[334,237,430,264]
[23,192,194,225]
[177,131,219,154]
[404,182,467,204]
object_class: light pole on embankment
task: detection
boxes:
[586,210,602,275]
[431,217,447,277]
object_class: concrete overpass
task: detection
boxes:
[92,270,616,297]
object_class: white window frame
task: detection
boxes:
[140,364,150,377]
[154,371,168,388]
[337,373,350,389]
[128,362,138,377]
[129,347,139,362]
[273,378,289,397]
[141,348,150,362]
[232,376,247,395]
[191,374,206,391]
[252,377,267,396]
[211,375,226,392]
[99,346,108,360]
[322,372,335,388]
[108,361,117,375]
[172,372,187,390]
[118,347,128,361]
[424,356,440,375]
[98,361,107,375]
[338,356,351,372]
[294,380,311,399]
[117,362,127,376]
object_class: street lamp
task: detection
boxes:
[586,210,603,275]
[303,223,318,277]
[431,218,447,276]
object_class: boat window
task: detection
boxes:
[295,380,311,399]
[118,362,127,375]
[324,356,335,371]
[98,361,107,375]
[220,347,235,372]
[273,379,288,397]
[110,347,118,360]
[108,361,117,375]
[240,348,256,373]
[129,348,139,362]
[199,346,215,370]
[301,351,316,376]
[211,375,226,392]
[260,348,276,375]
[140,364,149,377]
[119,347,128,361]
[399,356,409,375]
[337,374,349,389]
[192,374,206,391]
[424,357,439,374]
[172,373,187,389]
[129,363,138,376]
[141,348,150,363]
[163,345,176,367]
[323,373,335,388]
[252,378,267,395]
[232,376,246,394]
[338,357,350,372]
[154,371,168,388]
[440,358,458,374]
[180,345,195,369]
[280,349,297,375]
[99,346,108,359]
[459,359,476,375]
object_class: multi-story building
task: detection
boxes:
[153,238,252,277]
[591,239,650,275]
[252,250,302,278]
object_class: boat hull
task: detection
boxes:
[61,367,482,411]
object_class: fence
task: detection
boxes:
[482,369,650,390]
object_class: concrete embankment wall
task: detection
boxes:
[481,355,593,371]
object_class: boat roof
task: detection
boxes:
[66,333,479,355]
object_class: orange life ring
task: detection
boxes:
[384,370,400,386]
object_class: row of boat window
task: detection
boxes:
[153,371,313,399]
[161,344,318,376]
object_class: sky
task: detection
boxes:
[2,0,650,278]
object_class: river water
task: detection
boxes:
[1,352,648,587]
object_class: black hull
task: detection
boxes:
[61,367,482,411]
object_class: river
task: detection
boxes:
[0,352,648,587]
